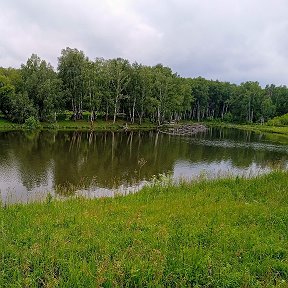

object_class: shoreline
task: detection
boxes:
[205,121,288,136]
[0,119,157,132]
[1,118,288,136]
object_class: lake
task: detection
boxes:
[0,128,287,203]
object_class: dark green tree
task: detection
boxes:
[21,54,62,121]
[58,48,86,119]
[107,58,131,123]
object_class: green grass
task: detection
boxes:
[232,124,288,135]
[1,171,288,287]
[0,117,156,132]
[206,121,288,136]
[0,117,21,130]
[268,113,288,126]
[1,115,287,135]
[42,119,156,131]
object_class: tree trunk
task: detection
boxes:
[113,95,118,124]
[197,102,200,122]
[157,106,161,126]
[105,101,109,121]
[131,97,136,124]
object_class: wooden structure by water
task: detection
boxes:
[159,123,208,136]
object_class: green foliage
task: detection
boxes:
[58,48,86,117]
[268,113,288,126]
[1,171,288,286]
[223,111,233,122]
[0,67,23,91]
[229,81,265,123]
[22,116,41,129]
[0,75,37,123]
[56,111,71,121]
[21,54,63,122]
[1,48,288,125]
[9,92,37,123]
[0,81,15,116]
[266,84,288,116]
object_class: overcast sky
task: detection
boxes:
[1,0,288,85]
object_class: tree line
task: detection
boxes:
[0,47,287,124]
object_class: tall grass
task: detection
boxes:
[1,171,288,287]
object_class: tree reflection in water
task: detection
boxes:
[0,128,287,202]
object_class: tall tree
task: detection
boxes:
[134,65,153,124]
[267,85,288,116]
[190,77,209,121]
[0,74,36,123]
[83,58,106,123]
[107,58,131,123]
[149,64,176,125]
[58,48,86,119]
[172,77,193,121]
[229,81,263,123]
[21,54,62,121]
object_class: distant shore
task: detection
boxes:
[0,117,288,137]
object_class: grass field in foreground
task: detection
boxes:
[1,171,288,287]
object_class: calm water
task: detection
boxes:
[0,128,287,203]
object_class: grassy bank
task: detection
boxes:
[42,119,156,131]
[0,117,156,132]
[0,118,21,130]
[1,116,287,135]
[1,171,288,287]
[206,121,288,136]
[231,124,288,136]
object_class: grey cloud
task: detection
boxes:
[1,0,288,85]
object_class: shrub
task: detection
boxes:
[223,112,233,122]
[267,113,288,126]
[23,116,41,129]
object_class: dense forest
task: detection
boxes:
[0,47,288,125]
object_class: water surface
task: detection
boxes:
[0,128,287,203]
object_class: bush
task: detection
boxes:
[56,112,71,121]
[8,92,37,124]
[223,112,233,122]
[267,113,288,126]
[23,116,41,129]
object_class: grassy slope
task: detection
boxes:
[1,171,288,287]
